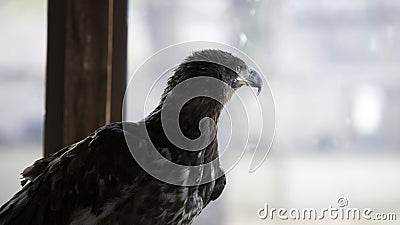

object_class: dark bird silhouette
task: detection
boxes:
[0,49,262,225]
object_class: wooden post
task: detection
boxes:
[109,0,128,123]
[44,0,127,156]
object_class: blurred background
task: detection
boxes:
[1,0,399,224]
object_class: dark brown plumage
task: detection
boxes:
[0,49,262,225]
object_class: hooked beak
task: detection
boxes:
[237,69,263,95]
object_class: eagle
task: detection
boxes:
[0,49,262,225]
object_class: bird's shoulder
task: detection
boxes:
[21,122,142,187]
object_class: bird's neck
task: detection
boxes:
[145,97,224,165]
[149,97,224,133]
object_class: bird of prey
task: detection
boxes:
[0,49,262,225]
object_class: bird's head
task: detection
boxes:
[183,49,263,94]
[161,49,263,104]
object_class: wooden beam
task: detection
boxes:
[44,0,127,156]
[109,0,128,123]
[44,0,67,155]
[62,0,109,147]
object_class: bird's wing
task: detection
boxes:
[209,174,226,202]
[202,140,226,207]
[0,122,143,225]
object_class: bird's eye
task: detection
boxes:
[235,66,241,74]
